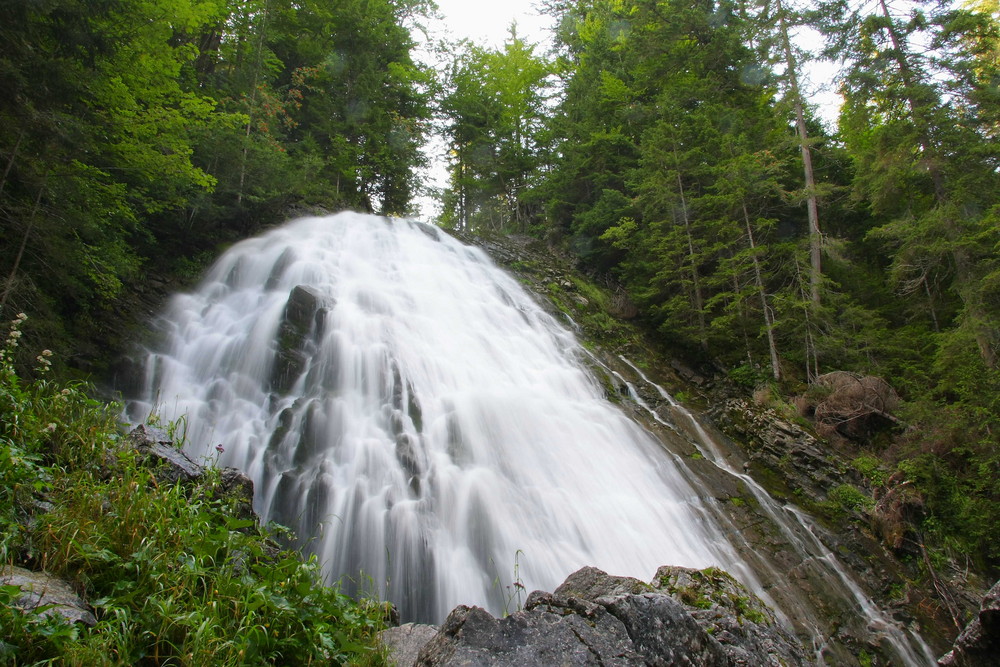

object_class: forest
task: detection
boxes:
[1,0,999,655]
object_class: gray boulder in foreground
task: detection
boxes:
[1,566,96,626]
[383,565,807,666]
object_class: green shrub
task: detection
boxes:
[852,455,888,487]
[828,484,873,514]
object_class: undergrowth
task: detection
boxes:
[0,314,388,665]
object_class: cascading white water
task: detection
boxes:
[127,212,747,623]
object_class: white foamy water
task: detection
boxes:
[127,212,740,622]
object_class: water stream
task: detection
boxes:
[125,212,933,663]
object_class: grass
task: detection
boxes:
[1,314,389,666]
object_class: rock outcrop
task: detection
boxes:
[128,424,204,483]
[271,284,330,394]
[126,424,255,516]
[939,579,1000,666]
[383,565,806,666]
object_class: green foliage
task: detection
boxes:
[0,319,388,666]
[827,484,874,514]
[728,364,769,389]
[529,0,1000,575]
[852,455,888,487]
[440,32,553,233]
[0,0,432,363]
[0,583,80,664]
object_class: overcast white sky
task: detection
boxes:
[427,0,554,50]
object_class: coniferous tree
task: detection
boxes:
[441,31,552,232]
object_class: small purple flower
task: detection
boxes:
[215,444,225,454]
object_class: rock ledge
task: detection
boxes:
[382,565,807,666]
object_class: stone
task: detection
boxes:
[415,603,642,666]
[938,579,1000,666]
[382,623,440,667]
[602,593,729,666]
[670,359,707,386]
[711,397,854,509]
[271,285,330,394]
[810,371,902,440]
[127,424,203,483]
[220,466,256,520]
[651,566,806,667]
[404,566,806,667]
[1,566,96,626]
[554,565,653,600]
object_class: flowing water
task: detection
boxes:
[125,212,933,663]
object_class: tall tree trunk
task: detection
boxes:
[793,252,819,381]
[237,0,270,207]
[775,0,822,306]
[1,187,43,316]
[675,172,709,352]
[742,202,781,381]
[0,131,24,197]
[671,145,709,351]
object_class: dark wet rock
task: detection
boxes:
[271,284,330,394]
[939,579,1000,666]
[400,565,805,667]
[128,424,202,483]
[710,397,854,510]
[220,466,254,502]
[220,466,256,520]
[1,566,96,626]
[670,359,707,386]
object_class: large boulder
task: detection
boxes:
[810,372,902,440]
[382,623,441,667]
[387,565,806,667]
[652,566,802,666]
[939,579,1000,666]
[416,600,642,666]
[1,566,96,626]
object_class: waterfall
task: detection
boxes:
[125,212,931,663]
